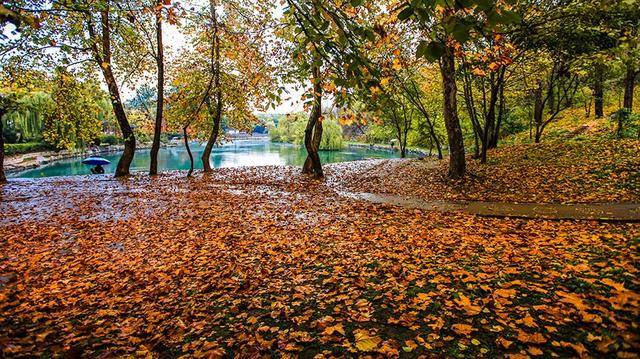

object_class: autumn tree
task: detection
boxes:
[1,0,144,176]
[165,0,277,176]
[460,33,516,162]
[513,0,621,141]
[397,0,519,178]
[121,0,179,175]
[279,1,333,177]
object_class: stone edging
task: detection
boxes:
[5,145,153,174]
[346,143,429,156]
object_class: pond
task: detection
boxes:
[10,138,402,178]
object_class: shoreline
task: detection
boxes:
[5,136,430,176]
[4,144,153,174]
[5,135,271,174]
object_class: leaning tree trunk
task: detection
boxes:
[102,67,135,177]
[202,98,222,172]
[202,1,222,172]
[89,7,135,177]
[439,43,465,178]
[623,66,636,111]
[0,109,5,183]
[594,64,604,118]
[150,0,165,176]
[490,83,505,149]
[184,126,194,177]
[302,62,323,177]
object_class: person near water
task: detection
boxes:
[91,165,105,174]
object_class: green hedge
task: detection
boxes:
[5,142,50,155]
[99,134,123,145]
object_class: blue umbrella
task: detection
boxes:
[82,156,111,166]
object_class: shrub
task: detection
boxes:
[99,134,123,145]
[611,108,640,138]
[5,142,50,155]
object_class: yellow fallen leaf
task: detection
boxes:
[527,346,543,356]
[353,329,381,352]
[323,323,345,336]
[494,288,517,298]
[451,323,475,336]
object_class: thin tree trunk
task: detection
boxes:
[624,66,636,111]
[473,128,480,158]
[0,110,5,183]
[150,0,164,175]
[594,64,604,118]
[424,116,442,159]
[533,85,544,143]
[184,126,194,177]
[439,44,465,178]
[490,83,505,149]
[302,60,323,177]
[202,0,222,172]
[462,73,481,158]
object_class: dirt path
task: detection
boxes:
[339,191,640,221]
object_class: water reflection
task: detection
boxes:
[11,138,400,178]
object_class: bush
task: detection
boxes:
[2,125,21,143]
[99,134,123,145]
[611,108,640,138]
[269,113,344,150]
[5,142,50,155]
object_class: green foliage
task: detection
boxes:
[99,134,123,146]
[408,113,446,150]
[2,91,53,143]
[269,113,344,150]
[363,122,394,144]
[612,108,640,138]
[42,69,102,151]
[321,117,344,150]
[5,142,49,155]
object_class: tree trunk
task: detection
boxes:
[533,85,544,143]
[88,6,135,177]
[425,117,443,159]
[439,44,465,178]
[150,0,164,175]
[184,126,194,177]
[202,0,222,172]
[490,77,505,149]
[202,98,222,172]
[102,67,135,177]
[594,64,604,118]
[302,61,323,177]
[0,110,5,183]
[623,66,636,111]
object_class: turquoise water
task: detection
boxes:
[10,139,400,178]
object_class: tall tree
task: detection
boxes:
[396,0,519,178]
[1,1,144,176]
[151,0,166,175]
[201,0,222,173]
[165,0,277,175]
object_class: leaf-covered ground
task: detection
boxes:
[335,139,640,204]
[1,165,639,358]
